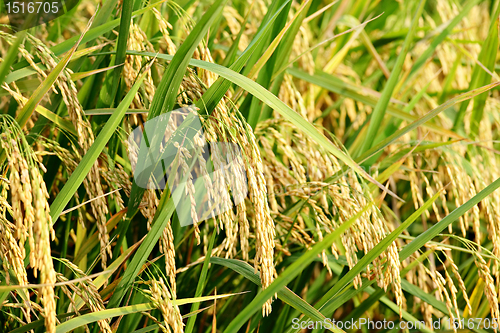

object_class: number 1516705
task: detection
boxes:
[449,318,499,330]
[5,2,59,14]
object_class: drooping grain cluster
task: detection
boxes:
[256,118,405,311]
[0,115,57,333]
[57,258,112,333]
[120,9,277,314]
[380,0,500,323]
[144,277,184,333]
[0,31,112,268]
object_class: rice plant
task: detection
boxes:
[1,0,500,332]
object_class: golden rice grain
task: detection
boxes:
[475,253,500,321]
[57,262,112,333]
[23,33,111,269]
[145,277,184,333]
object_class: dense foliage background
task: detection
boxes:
[1,0,500,332]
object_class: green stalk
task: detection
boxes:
[356,0,426,156]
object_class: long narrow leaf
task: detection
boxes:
[211,257,335,332]
[223,204,370,333]
[57,294,240,333]
[400,176,500,261]
[49,68,149,223]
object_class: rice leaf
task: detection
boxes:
[56,294,241,333]
[400,176,500,261]
[222,204,369,333]
[49,67,149,223]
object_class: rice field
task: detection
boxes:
[1,0,500,332]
